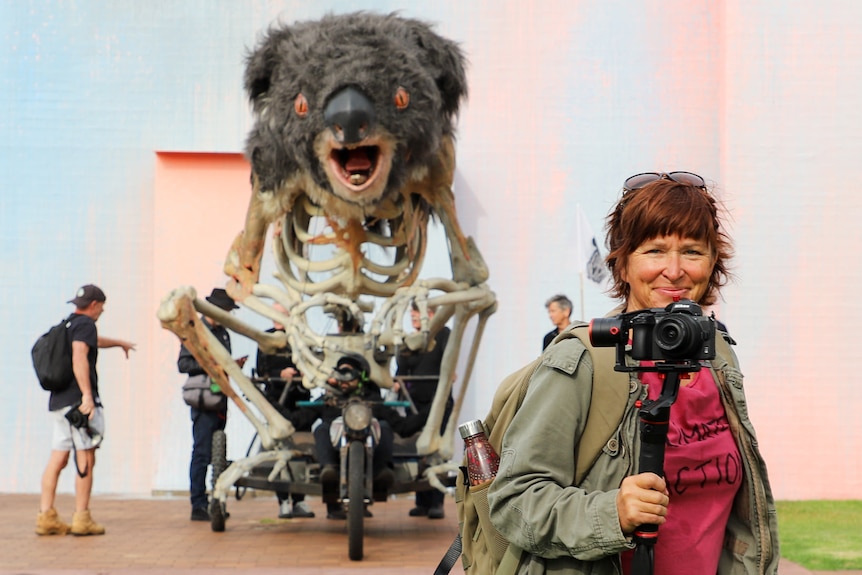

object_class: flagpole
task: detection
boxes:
[579,271,585,320]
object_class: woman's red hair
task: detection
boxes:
[604,179,733,306]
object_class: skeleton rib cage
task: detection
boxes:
[158,189,496,501]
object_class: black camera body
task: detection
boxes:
[590,299,716,367]
[65,405,90,429]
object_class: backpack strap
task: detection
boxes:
[497,543,526,575]
[434,533,462,575]
[714,329,738,369]
[492,324,630,575]
[553,323,631,485]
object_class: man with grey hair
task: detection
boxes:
[542,294,573,350]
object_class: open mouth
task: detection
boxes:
[329,145,381,190]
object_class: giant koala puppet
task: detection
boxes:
[160,12,496,459]
[226,11,489,300]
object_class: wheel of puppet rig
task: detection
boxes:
[210,430,228,532]
[209,498,226,532]
[347,441,365,561]
[211,430,228,484]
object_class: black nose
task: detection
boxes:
[324,86,376,144]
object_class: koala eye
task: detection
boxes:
[294,93,309,117]
[394,87,410,110]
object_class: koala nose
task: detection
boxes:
[324,86,376,144]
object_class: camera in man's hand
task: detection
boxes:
[65,404,90,429]
[590,299,716,366]
[64,402,103,446]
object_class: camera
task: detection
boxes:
[590,299,716,364]
[65,405,90,429]
[64,402,103,447]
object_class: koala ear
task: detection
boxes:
[407,21,468,119]
[244,25,293,105]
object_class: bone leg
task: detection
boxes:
[225,175,269,302]
[414,302,467,456]
[444,298,497,457]
[157,287,294,448]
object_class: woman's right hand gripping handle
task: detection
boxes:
[616,472,670,534]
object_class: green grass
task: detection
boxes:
[777,500,862,571]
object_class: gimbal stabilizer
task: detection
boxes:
[624,363,698,575]
[590,299,718,575]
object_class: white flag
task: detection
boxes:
[575,205,609,285]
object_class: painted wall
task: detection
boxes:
[2,1,859,500]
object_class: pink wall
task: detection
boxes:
[150,152,258,491]
[7,2,861,500]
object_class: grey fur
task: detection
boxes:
[243,12,468,213]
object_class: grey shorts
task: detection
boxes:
[51,405,105,451]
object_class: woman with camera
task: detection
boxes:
[487,173,779,574]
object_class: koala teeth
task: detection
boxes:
[349,173,368,186]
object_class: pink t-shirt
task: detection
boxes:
[622,367,742,575]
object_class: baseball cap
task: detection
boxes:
[68,284,107,307]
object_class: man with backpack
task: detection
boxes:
[36,284,136,536]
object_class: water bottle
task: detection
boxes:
[459,419,500,486]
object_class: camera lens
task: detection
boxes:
[589,318,624,347]
[654,316,700,358]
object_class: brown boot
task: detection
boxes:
[70,510,105,536]
[35,508,70,536]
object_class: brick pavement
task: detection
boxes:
[2,492,464,574]
[0,492,847,575]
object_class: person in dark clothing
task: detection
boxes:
[177,288,246,522]
[395,304,452,519]
[36,284,135,537]
[285,353,404,519]
[255,303,314,519]
[542,293,573,350]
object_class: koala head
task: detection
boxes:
[243,12,468,219]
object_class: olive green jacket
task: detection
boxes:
[487,333,779,575]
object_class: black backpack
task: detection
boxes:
[32,315,75,392]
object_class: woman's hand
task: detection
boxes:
[616,472,669,534]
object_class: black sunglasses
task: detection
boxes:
[623,171,706,191]
[334,365,361,381]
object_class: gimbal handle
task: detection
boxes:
[630,369,685,575]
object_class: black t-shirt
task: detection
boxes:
[255,327,309,410]
[542,327,560,351]
[396,327,450,407]
[395,327,454,436]
[49,313,98,411]
[255,327,299,378]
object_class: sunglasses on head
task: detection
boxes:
[623,171,706,191]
